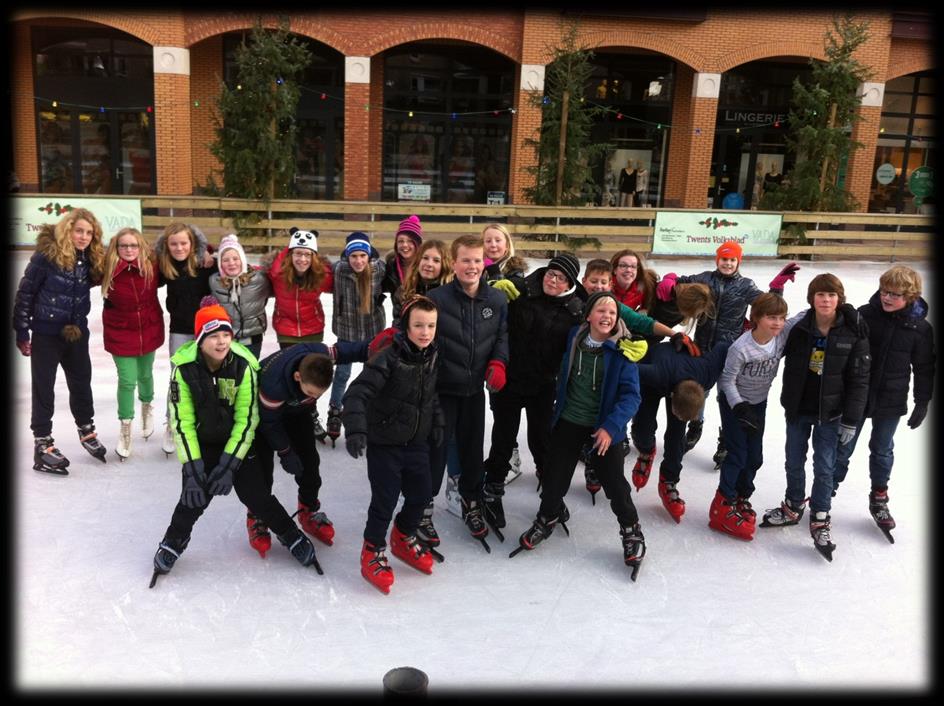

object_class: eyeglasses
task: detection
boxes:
[616,263,637,271]
[117,243,140,250]
[879,289,905,300]
[544,270,568,283]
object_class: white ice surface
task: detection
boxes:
[12,252,933,693]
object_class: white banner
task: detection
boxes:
[652,211,782,257]
[10,196,143,245]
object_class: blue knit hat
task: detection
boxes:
[343,232,372,259]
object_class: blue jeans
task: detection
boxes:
[784,415,840,513]
[718,396,766,500]
[833,416,900,491]
[329,339,354,410]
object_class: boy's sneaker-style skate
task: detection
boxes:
[33,436,70,475]
[620,523,646,581]
[361,541,395,594]
[77,423,107,463]
[708,490,754,541]
[684,420,703,453]
[326,405,342,447]
[277,526,322,573]
[631,446,656,490]
[760,498,806,527]
[461,497,491,552]
[295,500,335,546]
[246,513,272,558]
[869,490,896,544]
[658,477,686,523]
[149,535,190,588]
[162,422,176,455]
[809,511,836,561]
[390,525,434,575]
[116,419,133,460]
[141,402,155,439]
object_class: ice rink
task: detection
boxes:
[12,250,933,694]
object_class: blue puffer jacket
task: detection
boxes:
[13,225,97,341]
[552,322,641,443]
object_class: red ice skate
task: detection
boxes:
[296,500,335,546]
[361,541,395,594]
[246,513,272,558]
[708,490,754,541]
[390,526,434,575]
[631,446,656,490]
[658,477,686,523]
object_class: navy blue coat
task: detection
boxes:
[636,341,731,396]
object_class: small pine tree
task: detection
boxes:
[207,19,311,210]
[761,13,872,213]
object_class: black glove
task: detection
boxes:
[180,459,207,508]
[277,448,304,477]
[670,332,702,357]
[732,402,761,433]
[346,432,367,459]
[908,402,928,429]
[430,426,444,448]
[206,452,239,496]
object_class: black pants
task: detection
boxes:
[539,418,638,527]
[253,408,323,508]
[29,331,95,437]
[364,442,432,546]
[233,441,297,537]
[629,385,687,483]
[429,391,486,500]
[164,443,241,540]
[484,383,555,484]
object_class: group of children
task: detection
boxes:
[13,206,935,591]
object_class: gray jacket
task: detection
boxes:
[208,269,272,340]
[332,257,386,342]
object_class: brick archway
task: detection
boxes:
[186,14,349,54]
[715,42,826,73]
[579,30,706,72]
[11,11,168,46]
[886,61,934,82]
[364,23,520,62]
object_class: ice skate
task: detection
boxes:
[483,481,506,538]
[311,408,328,445]
[149,535,190,588]
[247,513,272,558]
[869,490,896,544]
[77,423,107,463]
[631,446,656,491]
[619,523,646,581]
[508,505,569,558]
[684,420,703,454]
[116,419,133,461]
[809,511,836,562]
[415,502,444,562]
[295,500,335,546]
[161,422,176,456]
[326,404,342,448]
[390,525,434,575]
[760,498,806,527]
[461,496,491,553]
[658,477,686,523]
[360,541,394,594]
[141,402,155,440]
[277,526,322,573]
[444,474,463,518]
[711,430,727,470]
[708,490,754,541]
[584,464,602,505]
[735,496,757,525]
[505,446,523,485]
[33,436,70,475]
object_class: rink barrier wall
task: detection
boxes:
[12,194,934,262]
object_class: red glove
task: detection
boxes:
[656,273,677,302]
[670,332,702,357]
[16,339,31,356]
[368,327,397,357]
[485,360,507,393]
[769,262,799,290]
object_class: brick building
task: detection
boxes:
[9,9,935,212]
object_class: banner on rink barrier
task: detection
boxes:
[652,211,782,257]
[10,197,143,245]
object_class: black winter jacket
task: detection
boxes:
[342,333,445,446]
[677,269,775,352]
[859,292,935,419]
[637,341,731,395]
[13,226,97,341]
[504,267,587,393]
[427,277,509,396]
[155,229,214,335]
[779,307,871,425]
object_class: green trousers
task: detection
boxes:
[112,352,156,420]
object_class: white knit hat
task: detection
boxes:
[288,227,318,252]
[217,234,248,276]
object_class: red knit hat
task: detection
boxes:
[716,240,743,266]
[194,302,234,346]
[396,215,423,247]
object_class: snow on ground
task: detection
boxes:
[12,251,933,693]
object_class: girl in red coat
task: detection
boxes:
[266,228,334,348]
[101,227,165,460]
[610,249,658,313]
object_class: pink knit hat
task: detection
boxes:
[396,215,423,247]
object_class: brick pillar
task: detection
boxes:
[367,57,385,201]
[153,47,192,194]
[845,82,885,212]
[12,22,38,191]
[343,56,371,201]
[509,63,544,205]
[190,36,223,192]
[664,67,719,209]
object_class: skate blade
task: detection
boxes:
[475,536,491,553]
[149,571,161,588]
[559,521,570,537]
[509,545,527,558]
[814,544,835,562]
[34,464,69,476]
[311,559,324,575]
[588,489,599,505]
[484,517,505,543]
[629,563,641,582]
[879,527,895,544]
[504,469,523,486]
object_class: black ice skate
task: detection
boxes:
[77,423,107,463]
[483,481,506,540]
[509,504,570,558]
[809,511,836,562]
[620,523,646,582]
[460,497,491,553]
[683,419,703,454]
[149,535,190,588]
[869,490,896,544]
[310,408,328,445]
[326,405,342,448]
[33,436,70,475]
[415,502,445,563]
[277,526,323,574]
[712,429,727,470]
[584,465,602,505]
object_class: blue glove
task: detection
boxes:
[206,452,239,496]
[277,448,304,477]
[180,459,207,508]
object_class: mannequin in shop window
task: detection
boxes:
[763,164,783,194]
[634,162,649,208]
[618,161,637,207]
